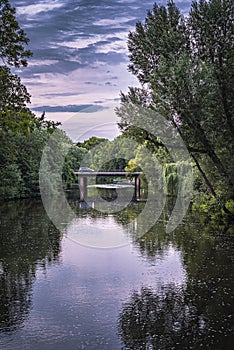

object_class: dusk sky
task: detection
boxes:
[12,0,191,141]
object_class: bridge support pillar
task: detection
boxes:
[79,176,87,202]
[134,175,141,201]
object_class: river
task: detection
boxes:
[0,198,233,349]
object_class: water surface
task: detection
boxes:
[0,199,233,349]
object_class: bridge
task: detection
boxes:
[74,171,142,201]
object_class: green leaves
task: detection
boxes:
[128,1,188,84]
[0,2,63,199]
[0,66,31,130]
[0,1,34,133]
[0,0,32,67]
[119,0,234,207]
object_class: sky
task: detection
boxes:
[11,0,191,141]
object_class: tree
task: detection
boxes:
[0,1,62,199]
[0,0,32,67]
[76,136,108,150]
[0,66,30,110]
[189,0,234,147]
[63,146,88,187]
[0,0,35,131]
[117,0,234,212]
[0,65,33,132]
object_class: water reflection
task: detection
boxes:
[66,215,131,248]
[66,197,135,248]
[113,202,173,261]
[118,221,234,349]
[0,200,62,334]
[67,197,166,249]
[119,284,201,349]
[0,198,233,349]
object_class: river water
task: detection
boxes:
[0,198,233,349]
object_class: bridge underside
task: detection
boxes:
[74,172,141,202]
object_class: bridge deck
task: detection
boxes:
[74,171,142,177]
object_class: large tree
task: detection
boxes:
[117,0,234,209]
[0,1,61,199]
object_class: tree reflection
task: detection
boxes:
[119,284,206,349]
[114,203,172,261]
[0,200,62,333]
[118,219,234,349]
[119,281,233,349]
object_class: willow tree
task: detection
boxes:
[117,0,234,212]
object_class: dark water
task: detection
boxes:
[0,199,233,349]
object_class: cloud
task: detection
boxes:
[93,16,137,27]
[40,92,84,97]
[20,59,85,77]
[17,2,63,17]
[11,0,192,139]
[32,104,107,113]
[17,1,64,17]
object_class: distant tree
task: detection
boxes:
[76,136,108,150]
[63,146,88,187]
[83,135,136,172]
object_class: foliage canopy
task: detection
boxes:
[117,0,234,210]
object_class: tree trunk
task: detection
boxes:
[191,154,216,197]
